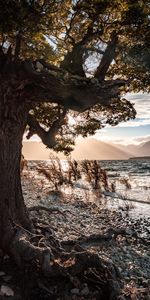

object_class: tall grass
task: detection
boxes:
[36,157,110,197]
[81,160,109,191]
[119,178,131,189]
[36,157,67,191]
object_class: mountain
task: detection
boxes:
[22,141,57,160]
[70,138,131,160]
[137,141,150,156]
[22,139,150,160]
[113,141,150,157]
[114,143,137,155]
[22,138,131,160]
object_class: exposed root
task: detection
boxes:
[10,228,52,274]
[61,227,132,249]
[28,205,75,218]
[3,221,123,299]
[28,205,66,217]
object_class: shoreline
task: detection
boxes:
[22,169,150,299]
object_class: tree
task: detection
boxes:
[0,0,149,288]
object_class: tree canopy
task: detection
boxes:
[0,0,149,153]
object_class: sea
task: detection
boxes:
[28,159,150,219]
[100,159,150,219]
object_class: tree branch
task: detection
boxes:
[60,42,85,76]
[22,58,126,111]
[60,24,103,76]
[94,32,118,80]
[0,46,6,69]
[28,205,66,216]
[3,57,127,112]
[27,108,67,148]
[14,32,22,60]
[85,46,104,55]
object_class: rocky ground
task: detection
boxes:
[0,168,149,300]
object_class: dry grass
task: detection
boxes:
[81,160,109,191]
[35,158,110,204]
[124,201,135,211]
[20,155,28,173]
[120,177,132,189]
[110,181,116,193]
[123,282,149,300]
[36,155,70,190]
[68,159,81,184]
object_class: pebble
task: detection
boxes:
[125,228,134,235]
[70,288,80,295]
[22,164,150,299]
[80,286,90,296]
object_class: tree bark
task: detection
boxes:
[0,100,31,253]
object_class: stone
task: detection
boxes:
[48,70,57,76]
[81,286,90,296]
[0,285,14,297]
[36,61,44,71]
[125,228,134,235]
[70,288,80,295]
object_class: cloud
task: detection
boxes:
[117,118,150,128]
[95,131,150,146]
[115,135,150,146]
[104,93,150,128]
[124,93,150,127]
[112,135,150,146]
[131,135,150,144]
[24,93,150,147]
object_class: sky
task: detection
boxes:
[25,92,150,147]
[23,92,150,160]
[94,93,150,145]
[34,36,150,147]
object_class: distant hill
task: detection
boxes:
[23,138,150,160]
[114,143,137,155]
[70,138,130,160]
[137,141,150,156]
[23,138,131,160]
[129,156,150,160]
[114,141,150,157]
[22,141,57,160]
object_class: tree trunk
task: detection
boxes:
[0,102,31,253]
[0,81,121,300]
